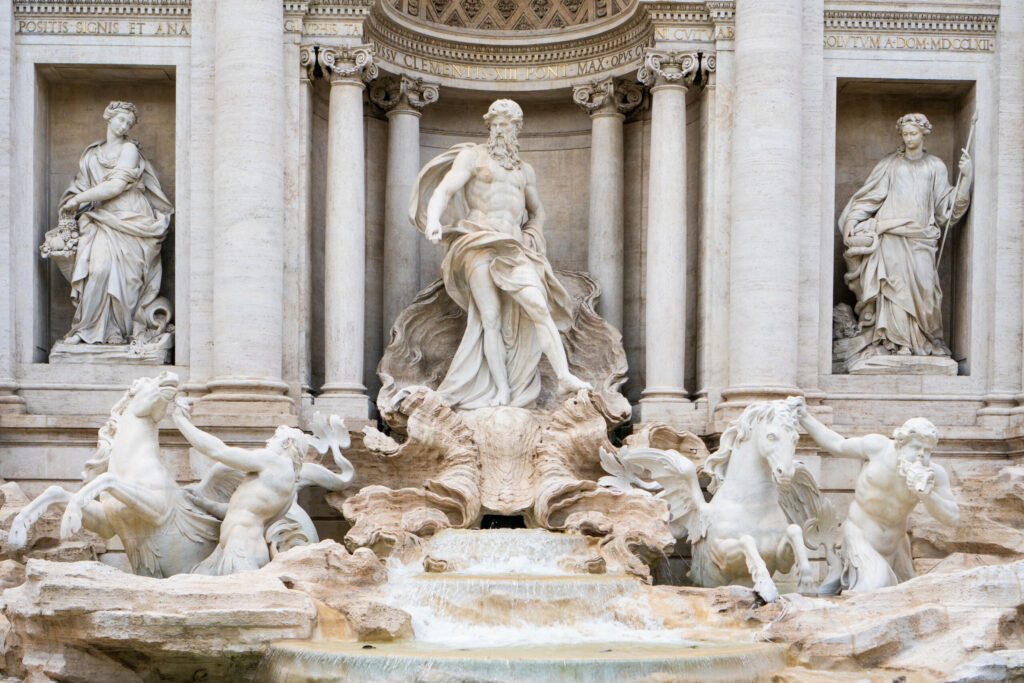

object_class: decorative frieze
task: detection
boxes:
[14,0,190,37]
[390,0,632,32]
[369,75,440,112]
[318,44,379,84]
[572,77,642,116]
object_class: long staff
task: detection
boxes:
[937,111,978,265]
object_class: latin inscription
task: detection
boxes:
[654,26,733,42]
[16,19,190,37]
[824,33,994,52]
[374,43,645,82]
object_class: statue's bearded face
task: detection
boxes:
[896,435,931,466]
[487,114,521,170]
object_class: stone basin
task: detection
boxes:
[258,640,787,682]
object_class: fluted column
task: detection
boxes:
[637,51,704,423]
[722,0,803,408]
[370,75,439,340]
[201,0,290,415]
[573,77,642,331]
[317,45,377,420]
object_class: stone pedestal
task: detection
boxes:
[849,356,958,376]
[572,78,641,332]
[370,76,439,340]
[316,46,378,420]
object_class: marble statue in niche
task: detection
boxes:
[796,404,960,592]
[834,113,973,375]
[40,101,175,364]
[409,98,592,409]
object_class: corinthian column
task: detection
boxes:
[201,0,290,416]
[316,45,377,420]
[370,75,439,340]
[722,0,803,409]
[637,51,705,424]
[573,77,642,331]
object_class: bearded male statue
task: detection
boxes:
[409,99,592,409]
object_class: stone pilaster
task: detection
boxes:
[370,75,439,341]
[0,0,21,414]
[721,0,803,411]
[200,0,291,417]
[572,77,642,332]
[636,51,708,425]
[297,44,316,408]
[316,45,377,420]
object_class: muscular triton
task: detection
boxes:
[411,99,591,409]
[794,398,959,592]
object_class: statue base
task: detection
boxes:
[848,354,957,376]
[49,332,173,365]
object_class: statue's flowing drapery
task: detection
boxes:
[409,144,574,409]
[62,141,173,343]
[839,152,968,355]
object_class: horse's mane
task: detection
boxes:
[704,400,800,493]
[82,385,135,483]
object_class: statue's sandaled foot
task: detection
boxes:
[64,334,82,345]
[488,386,511,407]
[897,346,912,356]
[557,373,593,395]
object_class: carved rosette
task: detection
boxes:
[572,77,643,117]
[369,75,441,114]
[637,50,703,89]
[318,44,379,85]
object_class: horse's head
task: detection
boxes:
[705,397,802,490]
[127,372,179,421]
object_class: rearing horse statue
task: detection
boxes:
[601,398,837,602]
[8,372,221,577]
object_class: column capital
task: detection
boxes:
[572,77,643,117]
[369,75,440,114]
[299,44,317,82]
[638,50,707,90]
[318,45,378,85]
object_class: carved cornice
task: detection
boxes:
[14,1,189,17]
[319,44,379,83]
[369,75,440,112]
[637,49,703,89]
[823,10,997,35]
[307,0,375,19]
[572,77,642,116]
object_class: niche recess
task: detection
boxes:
[34,64,176,362]
[832,78,975,375]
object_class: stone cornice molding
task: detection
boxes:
[318,44,379,84]
[823,10,997,35]
[637,49,703,89]
[572,77,642,116]
[14,1,189,17]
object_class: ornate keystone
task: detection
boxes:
[318,45,378,84]
[369,75,440,112]
[572,77,643,116]
[637,50,704,89]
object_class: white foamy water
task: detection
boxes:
[425,528,600,575]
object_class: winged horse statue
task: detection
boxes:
[601,397,839,602]
[8,372,356,577]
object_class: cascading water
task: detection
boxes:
[259,529,785,682]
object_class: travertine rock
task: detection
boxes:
[947,649,1024,682]
[2,559,317,681]
[258,540,388,610]
[338,600,413,642]
[911,463,1024,559]
[760,560,1024,677]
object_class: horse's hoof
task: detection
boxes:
[7,522,27,550]
[60,506,83,539]
[754,579,780,603]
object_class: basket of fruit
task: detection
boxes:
[39,208,80,281]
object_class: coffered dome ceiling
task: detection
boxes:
[390,0,635,32]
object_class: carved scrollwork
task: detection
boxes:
[637,49,701,89]
[318,44,379,84]
[572,77,643,116]
[299,44,317,80]
[369,75,441,112]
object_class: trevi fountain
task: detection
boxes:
[0,0,1023,681]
